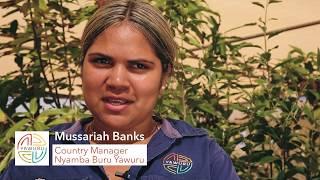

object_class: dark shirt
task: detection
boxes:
[0,118,239,180]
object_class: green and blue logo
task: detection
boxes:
[163,153,193,175]
[15,131,49,166]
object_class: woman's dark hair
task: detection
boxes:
[81,0,176,72]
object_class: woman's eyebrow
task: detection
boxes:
[87,52,113,59]
[128,59,155,65]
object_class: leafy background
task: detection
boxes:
[0,0,319,179]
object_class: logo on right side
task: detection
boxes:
[162,153,193,175]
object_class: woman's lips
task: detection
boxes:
[102,97,133,112]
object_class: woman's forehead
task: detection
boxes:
[90,23,150,49]
[86,23,160,62]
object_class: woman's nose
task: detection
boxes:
[105,65,129,93]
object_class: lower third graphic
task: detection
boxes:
[15,131,49,166]
[163,153,193,175]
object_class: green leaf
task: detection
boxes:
[0,108,7,123]
[184,36,201,47]
[0,1,15,7]
[294,66,309,76]
[268,31,281,39]
[266,128,280,142]
[243,22,257,27]
[10,35,32,48]
[269,17,278,21]
[269,0,282,4]
[198,103,214,114]
[289,46,304,56]
[277,170,285,180]
[14,54,23,68]
[258,25,267,32]
[9,20,18,36]
[2,7,19,17]
[246,150,273,163]
[269,45,279,51]
[313,108,320,121]
[224,22,257,33]
[36,108,66,122]
[255,78,267,85]
[259,155,279,164]
[33,120,48,131]
[30,98,38,116]
[0,148,13,172]
[0,119,29,145]
[36,114,48,123]
[261,52,271,62]
[252,2,265,8]
[39,0,48,11]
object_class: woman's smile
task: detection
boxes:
[102,96,134,113]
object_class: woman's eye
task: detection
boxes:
[132,63,147,69]
[92,57,111,65]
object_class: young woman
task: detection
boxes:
[1,0,239,179]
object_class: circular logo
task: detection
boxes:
[17,133,47,163]
[162,153,193,174]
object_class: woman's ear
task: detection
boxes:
[159,80,167,96]
[160,64,172,94]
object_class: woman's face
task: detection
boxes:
[82,23,167,131]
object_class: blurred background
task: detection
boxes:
[1,0,320,75]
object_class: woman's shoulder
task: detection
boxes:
[164,118,208,137]
[49,122,74,132]
[163,118,227,156]
[49,117,92,133]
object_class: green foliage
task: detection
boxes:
[0,0,319,179]
[0,0,94,172]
